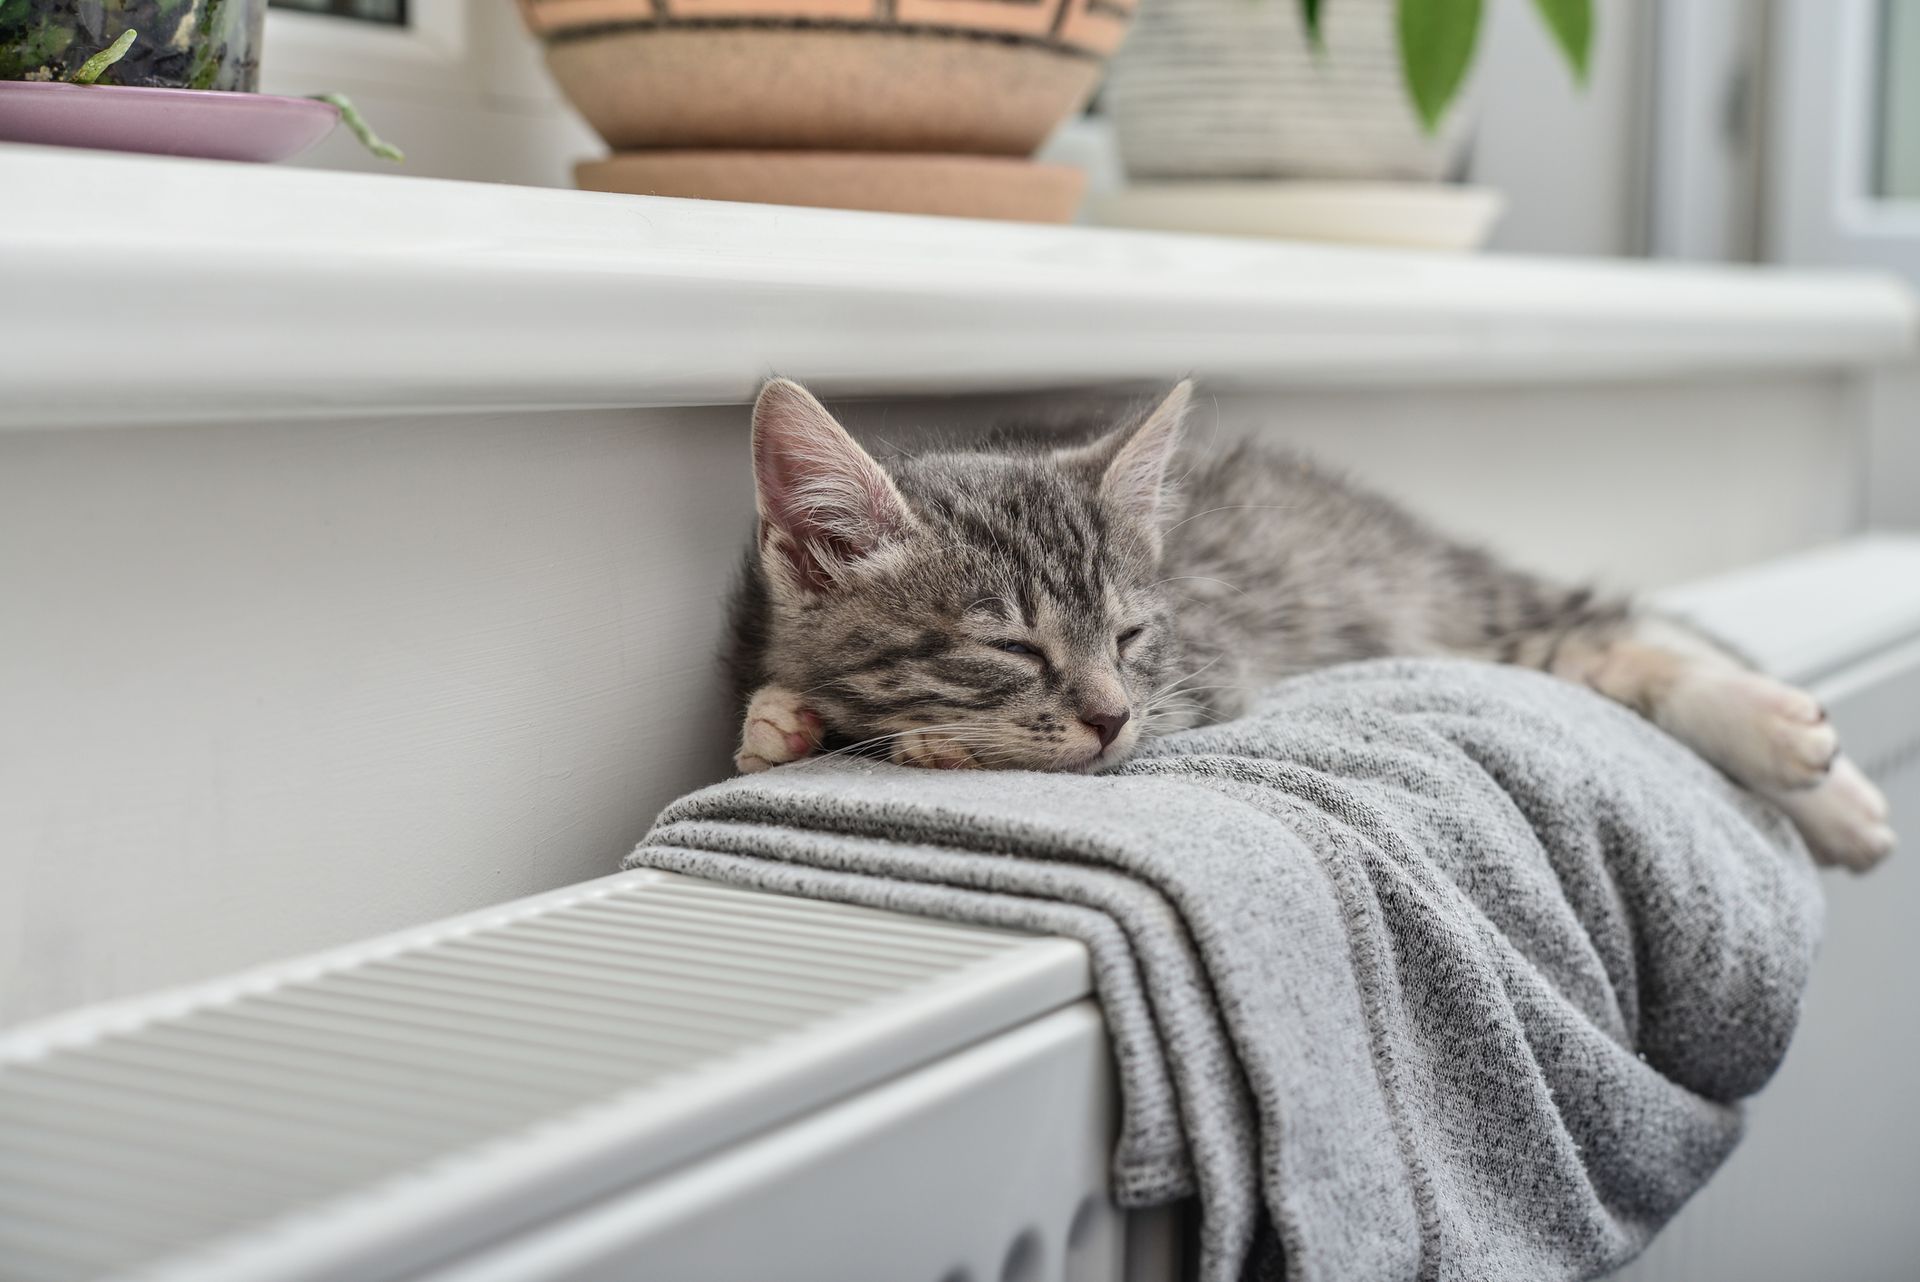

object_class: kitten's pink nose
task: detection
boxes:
[1081,708,1131,750]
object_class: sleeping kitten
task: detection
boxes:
[727,378,1895,871]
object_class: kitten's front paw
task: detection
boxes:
[1770,755,1896,872]
[735,686,823,774]
[892,730,977,770]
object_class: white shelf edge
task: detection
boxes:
[2,143,1916,429]
[1656,534,1920,684]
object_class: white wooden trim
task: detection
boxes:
[264,0,474,95]
[1,143,1914,430]
[1647,0,1765,262]
[1766,0,1920,275]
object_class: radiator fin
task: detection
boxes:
[0,872,1085,1282]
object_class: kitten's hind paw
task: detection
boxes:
[1770,755,1896,872]
[735,686,823,774]
[1665,667,1839,793]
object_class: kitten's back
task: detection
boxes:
[1163,440,1620,717]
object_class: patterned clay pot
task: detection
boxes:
[517,0,1134,156]
[1103,0,1474,181]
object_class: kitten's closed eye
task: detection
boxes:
[993,640,1044,660]
[1117,626,1145,649]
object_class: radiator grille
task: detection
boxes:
[0,872,1086,1282]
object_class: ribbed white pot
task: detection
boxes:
[1104,0,1476,181]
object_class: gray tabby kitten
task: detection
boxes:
[729,379,1894,871]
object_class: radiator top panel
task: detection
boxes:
[0,872,1086,1282]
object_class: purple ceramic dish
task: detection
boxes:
[0,80,338,163]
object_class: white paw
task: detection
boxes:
[891,730,977,770]
[1665,669,1838,794]
[734,686,823,774]
[1769,756,1896,872]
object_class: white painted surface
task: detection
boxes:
[1646,0,1765,263]
[0,407,750,1025]
[853,373,1870,589]
[1474,0,1653,257]
[1186,377,1869,588]
[410,1005,1119,1282]
[0,144,1914,430]
[1867,363,1920,530]
[259,0,602,189]
[1767,0,1920,281]
[1657,533,1920,681]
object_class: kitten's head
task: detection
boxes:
[747,378,1193,772]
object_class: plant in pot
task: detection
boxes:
[1,0,265,88]
[1095,0,1593,247]
[515,0,1139,222]
[0,0,399,162]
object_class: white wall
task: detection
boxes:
[256,0,1654,260]
[1869,364,1920,529]
[260,2,601,187]
[1,407,745,1027]
[0,376,1869,1028]
[1473,0,1652,257]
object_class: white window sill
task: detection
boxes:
[1,142,1916,431]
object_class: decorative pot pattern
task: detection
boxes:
[518,0,1134,155]
[1103,0,1474,181]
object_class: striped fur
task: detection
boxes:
[725,380,1894,870]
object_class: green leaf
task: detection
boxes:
[310,92,405,163]
[1301,0,1324,51]
[1530,0,1592,84]
[66,27,135,85]
[1396,0,1484,134]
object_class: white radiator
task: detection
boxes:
[4,536,1918,1282]
[0,879,1104,1282]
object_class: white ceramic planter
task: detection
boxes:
[1104,0,1475,181]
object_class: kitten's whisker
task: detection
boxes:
[807,723,992,761]
[1148,654,1226,701]
[1149,575,1246,596]
[813,721,1035,762]
[1161,504,1297,537]
[963,595,1016,619]
[1147,683,1246,702]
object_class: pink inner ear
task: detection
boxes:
[757,496,881,595]
[752,382,908,593]
[1104,382,1190,527]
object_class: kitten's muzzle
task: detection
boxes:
[1081,707,1131,751]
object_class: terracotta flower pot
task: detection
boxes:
[517,0,1134,156]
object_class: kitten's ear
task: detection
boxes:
[752,378,913,595]
[1097,381,1191,544]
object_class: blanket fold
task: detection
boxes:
[626,658,1821,1282]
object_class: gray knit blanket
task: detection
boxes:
[625,659,1822,1282]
